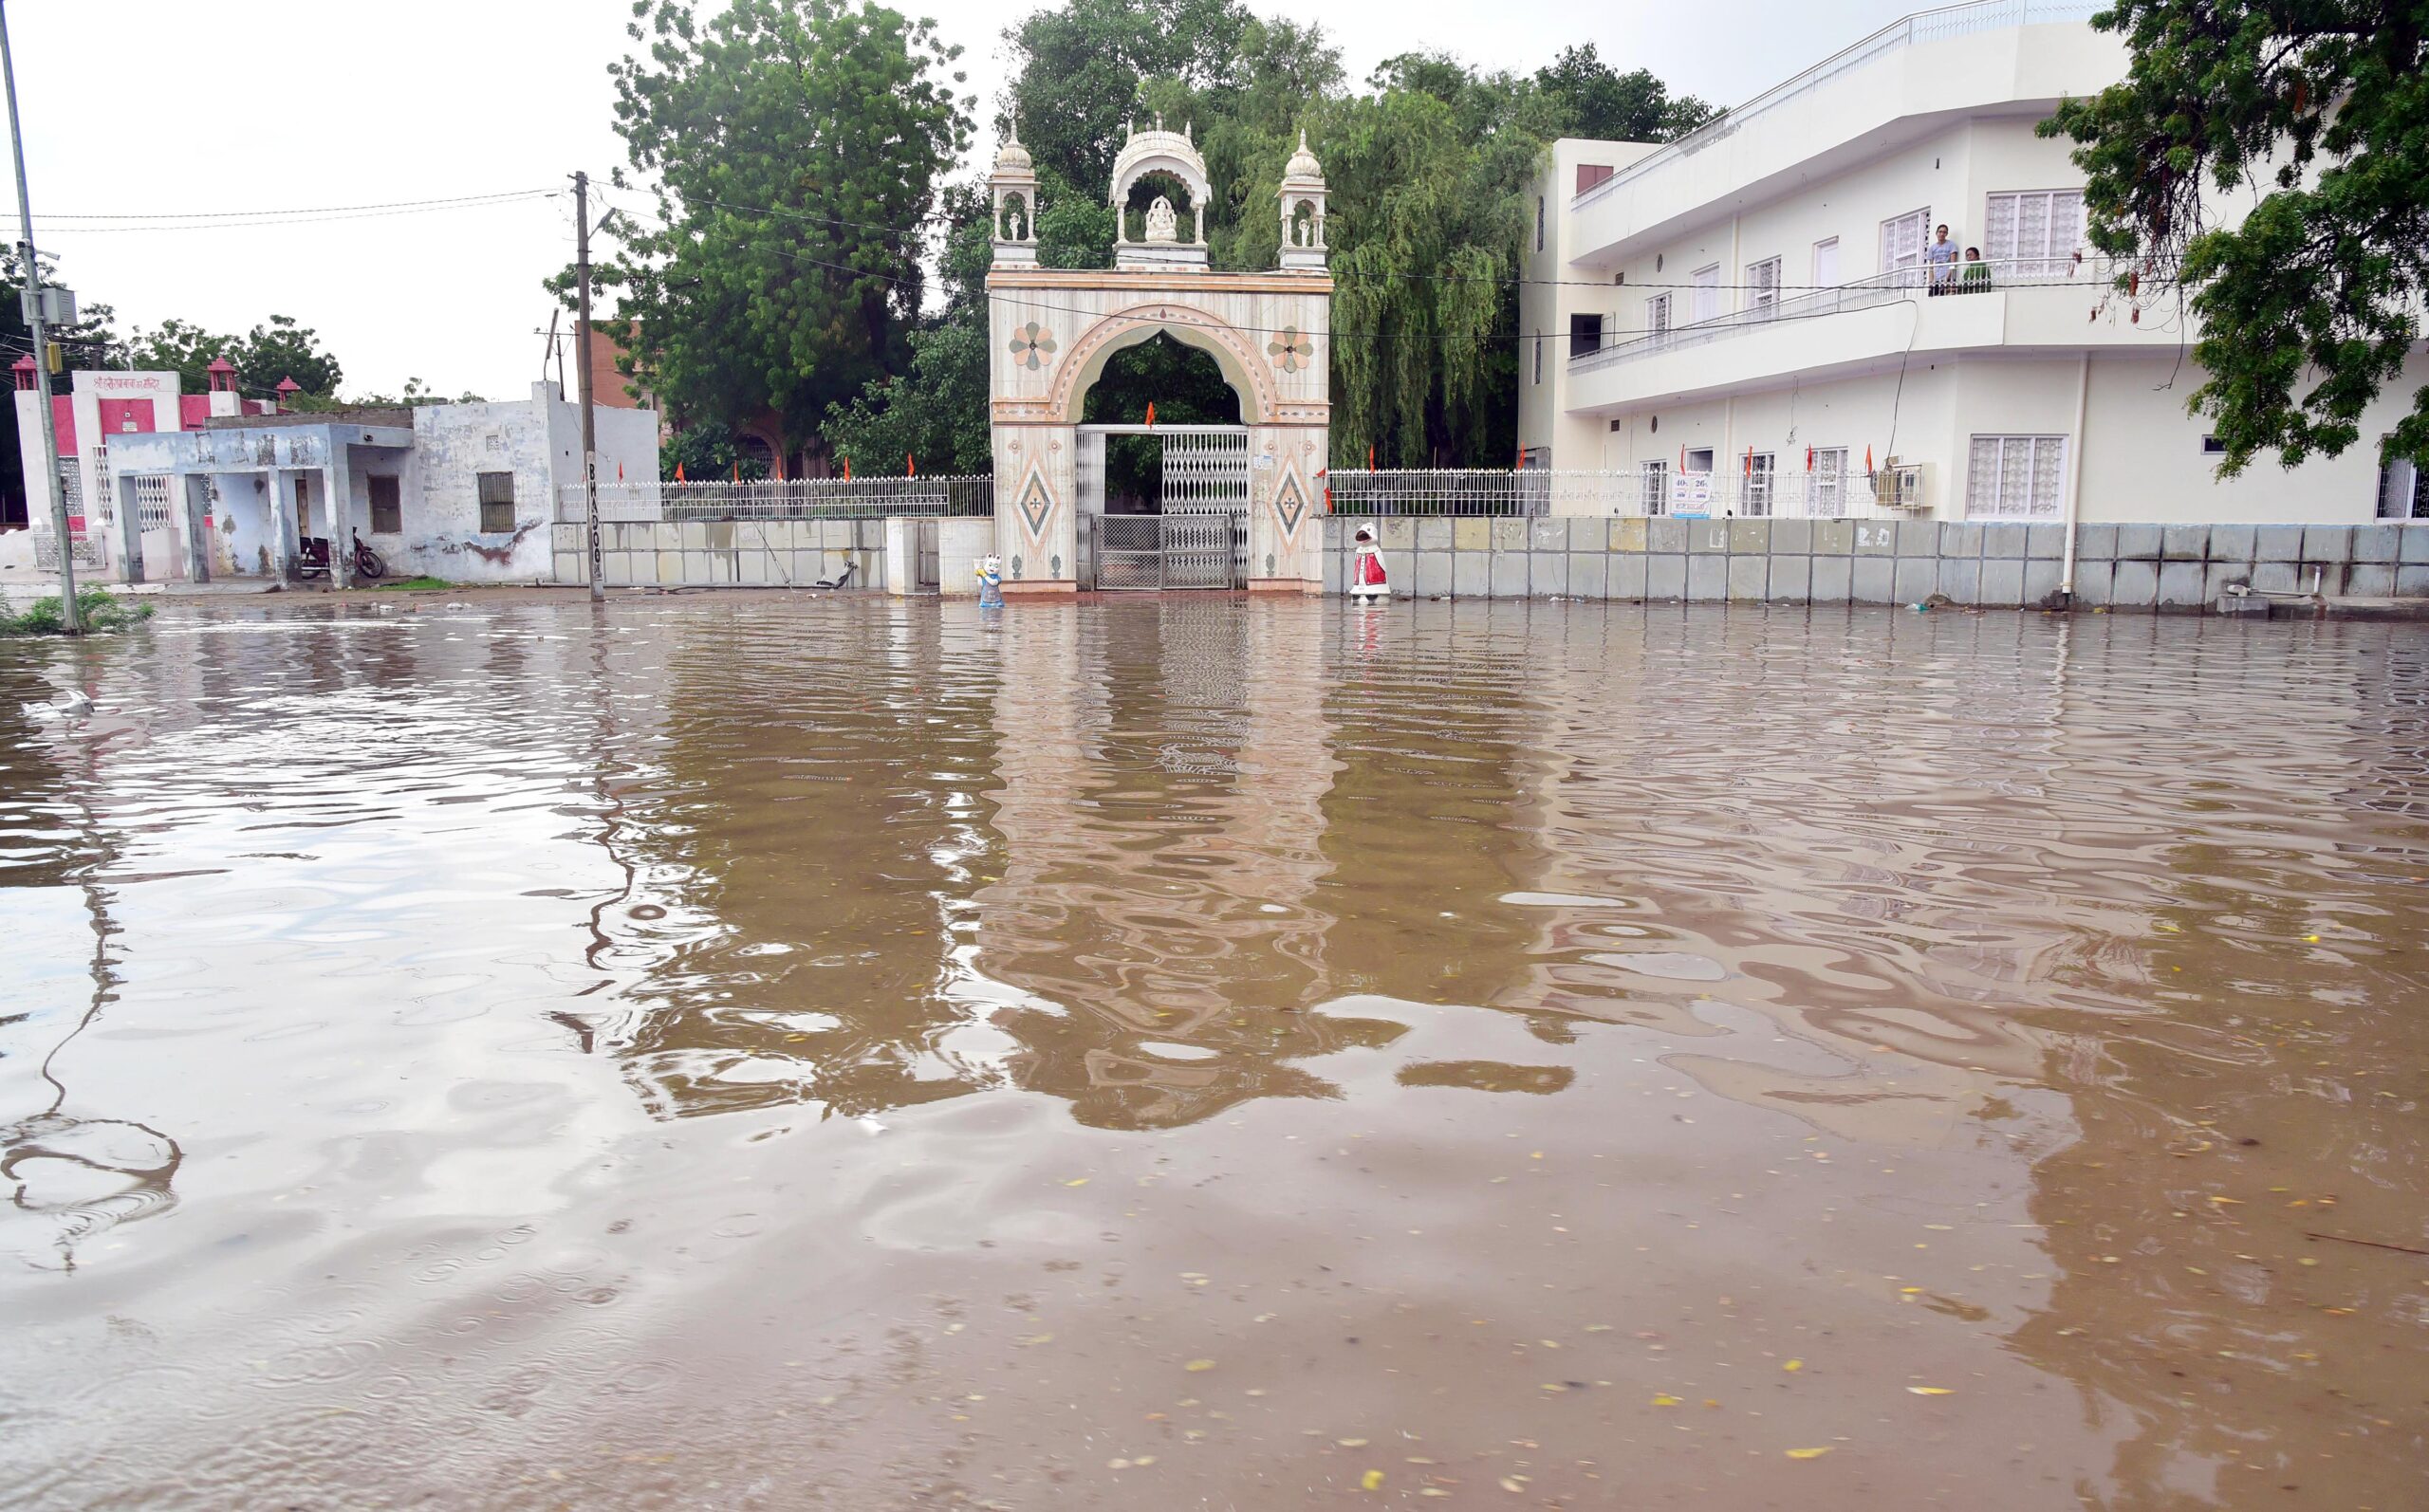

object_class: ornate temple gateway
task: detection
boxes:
[986,121,1333,593]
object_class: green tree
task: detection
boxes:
[1,249,122,525]
[823,204,996,473]
[1533,44,1714,142]
[598,0,970,462]
[129,313,343,401]
[2040,0,2428,472]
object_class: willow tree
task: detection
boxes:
[600,0,970,461]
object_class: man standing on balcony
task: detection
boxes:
[1926,223,1959,294]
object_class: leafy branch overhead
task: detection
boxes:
[585,0,972,461]
[2041,0,2428,473]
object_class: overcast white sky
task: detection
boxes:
[12,0,1922,400]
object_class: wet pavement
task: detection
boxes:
[1,593,2424,1509]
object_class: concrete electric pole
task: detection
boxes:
[0,0,80,632]
[573,171,603,603]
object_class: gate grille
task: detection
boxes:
[1098,515,1162,589]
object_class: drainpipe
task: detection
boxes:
[2061,351,2089,602]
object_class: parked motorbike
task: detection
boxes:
[295,531,387,582]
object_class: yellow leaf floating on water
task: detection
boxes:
[1651,1393,1683,1407]
[1786,1447,1834,1460]
[1338,1438,1369,1448]
[1361,1469,1385,1491]
[1065,1178,1089,1188]
[1185,1359,1216,1372]
[1782,1359,1804,1372]
[1907,1386,1954,1395]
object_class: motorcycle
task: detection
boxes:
[296,530,387,582]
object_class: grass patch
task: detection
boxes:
[0,587,156,636]
[371,576,454,592]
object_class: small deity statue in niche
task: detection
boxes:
[1144,194,1178,243]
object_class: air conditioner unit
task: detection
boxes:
[1872,457,1928,510]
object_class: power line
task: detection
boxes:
[32,192,561,236]
[32,188,558,221]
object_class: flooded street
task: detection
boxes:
[2,594,2424,1510]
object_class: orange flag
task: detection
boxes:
[616,461,624,482]
[732,461,740,482]
[1367,444,1375,470]
[1145,402,1157,429]
[906,453,917,477]
[1864,444,1875,475]
[843,457,852,480]
[675,462,687,481]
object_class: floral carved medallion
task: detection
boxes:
[1267,326,1313,375]
[1009,322,1058,371]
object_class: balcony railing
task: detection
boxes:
[1570,254,2098,374]
[1570,0,2103,213]
[1326,469,1905,520]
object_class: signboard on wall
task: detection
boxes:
[1669,470,1714,517]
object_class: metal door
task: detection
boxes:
[1157,427,1249,589]
[1097,515,1162,589]
[916,517,939,588]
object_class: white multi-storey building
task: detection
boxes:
[1517,0,2428,526]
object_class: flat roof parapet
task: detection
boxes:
[204,407,417,431]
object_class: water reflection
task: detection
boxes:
[0,597,2424,1508]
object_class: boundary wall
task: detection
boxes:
[1317,517,2429,607]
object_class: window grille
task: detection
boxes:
[1880,208,1930,285]
[369,475,403,533]
[477,470,517,533]
[1746,257,1781,316]
[1812,448,1848,515]
[1744,452,1775,516]
[1966,435,2066,519]
[1640,460,1669,516]
[1983,190,2083,280]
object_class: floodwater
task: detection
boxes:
[1,595,2424,1511]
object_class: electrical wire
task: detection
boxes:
[32,188,558,222]
[31,192,562,236]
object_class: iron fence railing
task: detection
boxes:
[560,475,994,523]
[1570,0,2102,213]
[1326,469,1910,520]
[1572,255,2101,373]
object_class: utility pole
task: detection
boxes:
[1,0,79,632]
[572,171,603,602]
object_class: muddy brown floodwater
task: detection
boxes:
[1,594,2424,1510]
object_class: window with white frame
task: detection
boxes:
[2380,456,2426,519]
[1746,257,1781,317]
[1880,208,1931,285]
[1645,292,1671,337]
[1983,190,2083,280]
[1744,452,1775,515]
[1690,264,1720,323]
[1812,236,1840,287]
[1966,434,2067,519]
[1641,459,1669,516]
[1811,447,1847,515]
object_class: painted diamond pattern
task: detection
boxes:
[1016,470,1054,537]
[1009,322,1058,371]
[1267,326,1313,374]
[1272,470,1308,535]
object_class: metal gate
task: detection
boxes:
[1099,515,1163,589]
[1092,514,1247,591]
[1077,425,1252,590]
[1157,427,1249,589]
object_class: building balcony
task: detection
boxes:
[1564,0,2116,263]
[1562,258,2162,412]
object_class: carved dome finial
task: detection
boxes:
[992,120,1033,176]
[1285,128,1323,181]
